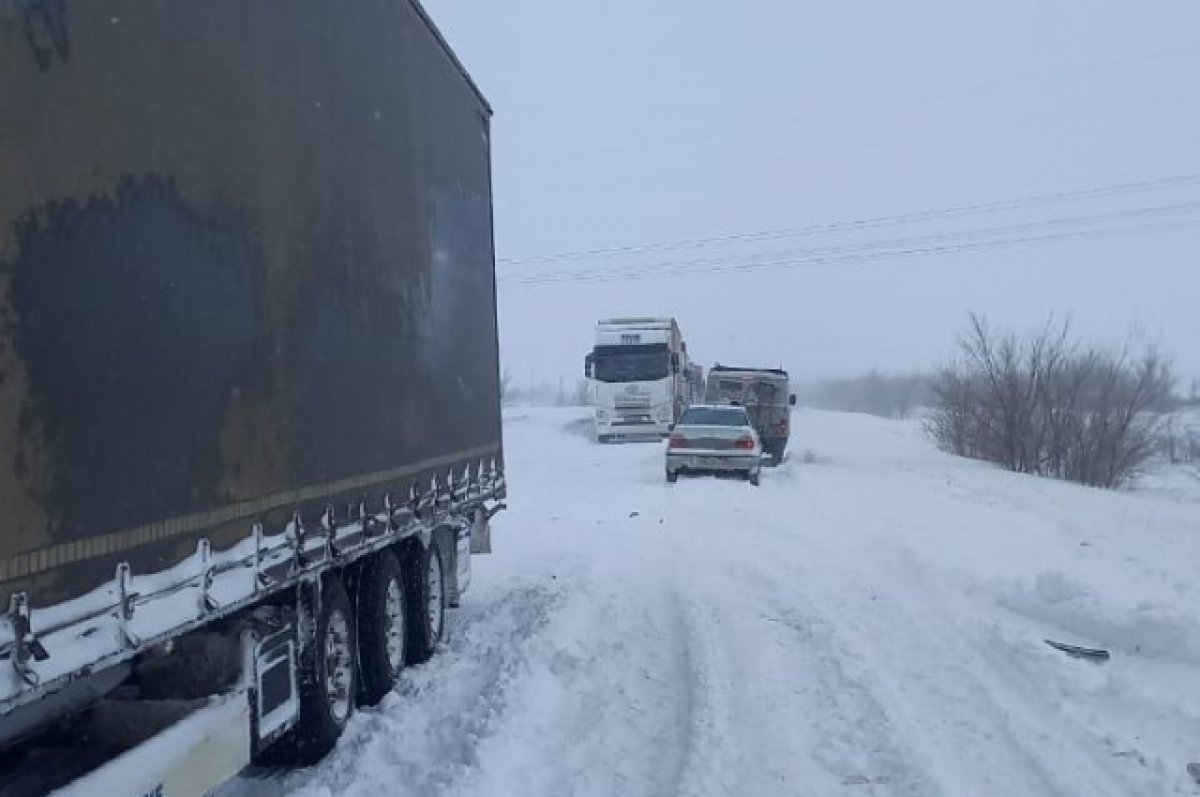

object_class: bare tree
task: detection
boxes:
[499,367,513,406]
[927,364,978,457]
[928,315,1174,489]
[572,378,592,407]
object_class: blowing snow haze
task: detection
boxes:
[4,3,1199,793]
[423,0,1200,383]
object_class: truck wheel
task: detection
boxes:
[291,576,357,764]
[597,434,612,444]
[356,551,407,706]
[404,539,446,665]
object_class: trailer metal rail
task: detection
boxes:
[0,455,504,724]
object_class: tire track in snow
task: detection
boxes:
[669,592,747,797]
[658,538,940,797]
[782,471,1142,797]
[228,582,568,797]
[449,569,694,797]
[705,551,944,795]
[685,462,1084,796]
[756,600,943,796]
[888,551,1177,796]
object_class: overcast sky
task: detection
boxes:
[423,0,1199,385]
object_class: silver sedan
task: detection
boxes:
[665,405,762,485]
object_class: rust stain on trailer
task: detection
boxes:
[0,275,55,563]
[216,381,290,505]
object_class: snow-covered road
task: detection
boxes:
[231,408,1200,797]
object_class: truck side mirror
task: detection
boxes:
[585,354,594,378]
[671,352,680,373]
[789,394,797,406]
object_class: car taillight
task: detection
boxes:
[734,437,755,450]
[669,435,689,449]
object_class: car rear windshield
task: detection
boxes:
[680,407,748,426]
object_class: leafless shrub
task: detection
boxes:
[1160,411,1200,464]
[572,378,592,407]
[499,367,514,406]
[927,314,1174,489]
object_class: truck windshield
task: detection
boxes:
[591,344,670,383]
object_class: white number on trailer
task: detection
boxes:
[50,695,252,797]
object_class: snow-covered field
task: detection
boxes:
[1138,409,1200,506]
[230,408,1200,797]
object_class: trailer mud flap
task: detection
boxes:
[50,696,251,797]
[469,508,492,555]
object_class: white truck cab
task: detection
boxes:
[584,318,699,441]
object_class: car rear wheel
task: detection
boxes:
[748,469,760,486]
[666,468,678,483]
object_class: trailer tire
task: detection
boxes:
[404,538,446,665]
[356,551,407,706]
[290,576,357,765]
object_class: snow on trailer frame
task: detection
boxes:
[0,0,506,786]
[0,459,505,719]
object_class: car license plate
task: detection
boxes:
[700,457,724,467]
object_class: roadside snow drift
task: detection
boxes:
[227,408,1200,797]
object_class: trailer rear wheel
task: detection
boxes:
[290,577,357,764]
[404,539,446,665]
[356,551,407,706]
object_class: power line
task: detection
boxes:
[499,215,1200,288]
[496,172,1200,269]
[499,201,1200,286]
[502,200,1200,284]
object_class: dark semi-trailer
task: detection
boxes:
[0,2,505,794]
